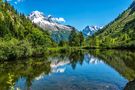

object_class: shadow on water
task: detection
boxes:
[0,49,135,90]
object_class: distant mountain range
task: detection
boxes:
[82,25,103,37]
[29,11,104,39]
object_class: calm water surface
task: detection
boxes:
[0,50,135,90]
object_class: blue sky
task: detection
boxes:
[9,0,132,30]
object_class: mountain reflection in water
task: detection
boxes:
[0,50,135,90]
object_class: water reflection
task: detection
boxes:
[84,54,103,64]
[0,50,135,90]
[89,50,135,81]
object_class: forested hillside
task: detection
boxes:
[0,1,56,60]
[0,1,85,60]
[88,1,135,49]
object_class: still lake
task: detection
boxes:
[0,50,135,90]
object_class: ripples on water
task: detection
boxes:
[0,50,135,90]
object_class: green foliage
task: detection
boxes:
[59,40,68,47]
[69,30,84,47]
[0,2,55,60]
[7,73,15,90]
[78,32,84,46]
[0,39,33,60]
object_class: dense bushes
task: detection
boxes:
[0,39,32,60]
[0,38,52,60]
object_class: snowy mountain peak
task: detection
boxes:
[30,11,44,17]
[82,25,103,37]
[28,11,73,32]
[29,11,47,23]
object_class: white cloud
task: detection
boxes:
[48,15,66,23]
[51,17,66,23]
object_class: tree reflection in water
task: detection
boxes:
[0,50,135,90]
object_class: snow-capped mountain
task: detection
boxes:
[28,11,74,32]
[82,25,103,37]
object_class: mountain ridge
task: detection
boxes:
[28,11,75,32]
[88,1,135,49]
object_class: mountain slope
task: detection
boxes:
[28,11,77,43]
[89,1,135,49]
[0,1,55,60]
